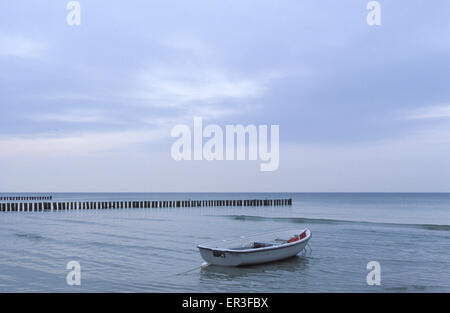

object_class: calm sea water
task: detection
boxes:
[0,193,449,292]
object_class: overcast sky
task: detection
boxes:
[0,1,449,192]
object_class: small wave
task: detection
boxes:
[86,240,177,253]
[222,215,450,231]
[55,218,105,226]
[384,285,431,292]
[230,215,343,224]
[418,224,450,231]
[15,233,46,240]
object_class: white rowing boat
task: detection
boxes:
[197,229,311,267]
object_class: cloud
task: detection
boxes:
[406,104,450,120]
[0,128,167,158]
[132,66,267,107]
[281,124,450,192]
[125,37,281,114]
[0,34,45,58]
[29,109,111,124]
[159,36,214,59]
[16,36,280,123]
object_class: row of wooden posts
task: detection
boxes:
[0,196,52,201]
[0,198,292,212]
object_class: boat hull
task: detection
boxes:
[198,230,311,267]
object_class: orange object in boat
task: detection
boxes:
[299,231,307,239]
[288,236,299,243]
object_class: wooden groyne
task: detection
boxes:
[0,198,292,212]
[0,195,52,201]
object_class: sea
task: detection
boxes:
[0,192,449,292]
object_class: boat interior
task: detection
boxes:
[230,238,289,250]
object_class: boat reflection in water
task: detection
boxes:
[200,254,310,280]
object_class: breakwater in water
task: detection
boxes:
[0,195,52,201]
[0,197,292,212]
